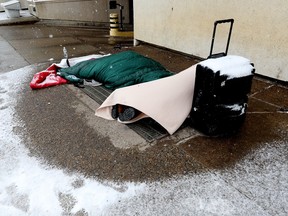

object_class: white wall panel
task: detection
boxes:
[134,0,288,81]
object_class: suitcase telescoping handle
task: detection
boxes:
[208,19,234,59]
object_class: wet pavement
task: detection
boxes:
[0,12,288,215]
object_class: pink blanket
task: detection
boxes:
[95,64,197,135]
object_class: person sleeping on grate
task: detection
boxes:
[111,104,141,121]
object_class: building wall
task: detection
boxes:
[33,0,130,25]
[134,0,288,81]
[19,0,29,8]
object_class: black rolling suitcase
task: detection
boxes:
[190,19,255,136]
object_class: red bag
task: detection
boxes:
[30,64,68,89]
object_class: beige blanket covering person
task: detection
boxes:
[95,64,197,135]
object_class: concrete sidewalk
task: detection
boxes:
[0,17,287,215]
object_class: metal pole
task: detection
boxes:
[117,4,124,31]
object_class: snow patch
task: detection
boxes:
[225,104,246,115]
[0,67,145,215]
[199,55,254,79]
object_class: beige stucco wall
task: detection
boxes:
[134,0,288,81]
[34,0,130,24]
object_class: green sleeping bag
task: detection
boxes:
[57,51,173,89]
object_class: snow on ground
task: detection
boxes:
[0,67,145,215]
[0,66,287,215]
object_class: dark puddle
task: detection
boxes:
[15,81,202,183]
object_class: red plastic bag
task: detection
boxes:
[30,64,68,89]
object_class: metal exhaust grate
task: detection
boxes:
[81,85,112,104]
[81,85,169,142]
